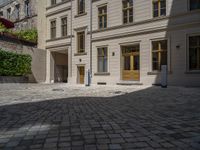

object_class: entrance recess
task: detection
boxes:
[122,45,140,81]
[77,66,85,84]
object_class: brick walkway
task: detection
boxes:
[0,84,200,150]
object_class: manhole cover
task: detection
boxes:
[52,89,64,92]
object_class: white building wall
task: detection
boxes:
[40,0,200,86]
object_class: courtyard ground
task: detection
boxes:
[0,84,200,150]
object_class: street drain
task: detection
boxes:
[52,89,64,92]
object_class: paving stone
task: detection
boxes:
[0,84,200,150]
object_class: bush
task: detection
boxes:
[15,29,38,43]
[0,49,32,76]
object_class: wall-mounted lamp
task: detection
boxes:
[79,59,82,62]
[112,52,115,56]
[176,45,180,49]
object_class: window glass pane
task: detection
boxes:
[152,52,159,70]
[189,48,198,70]
[160,40,167,50]
[134,55,140,70]
[161,51,167,66]
[124,56,131,70]
[190,0,200,10]
[152,41,159,50]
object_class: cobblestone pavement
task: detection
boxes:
[0,84,200,150]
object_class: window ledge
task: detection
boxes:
[185,71,200,74]
[74,12,87,18]
[74,52,87,56]
[147,71,172,75]
[46,36,72,42]
[94,72,110,76]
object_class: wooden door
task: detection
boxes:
[78,66,85,84]
[122,50,140,81]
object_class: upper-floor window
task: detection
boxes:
[7,8,11,20]
[61,17,67,37]
[0,11,3,17]
[152,40,168,71]
[51,0,56,6]
[78,0,85,15]
[153,0,166,18]
[97,47,108,73]
[50,20,56,39]
[25,0,30,17]
[77,31,85,53]
[98,5,107,29]
[122,0,133,24]
[15,4,20,20]
[189,35,200,70]
[190,0,200,11]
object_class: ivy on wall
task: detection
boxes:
[0,23,38,43]
[0,49,32,76]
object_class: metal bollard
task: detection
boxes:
[161,65,168,88]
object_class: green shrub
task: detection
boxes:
[15,29,38,43]
[0,49,32,76]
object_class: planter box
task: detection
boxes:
[0,76,28,83]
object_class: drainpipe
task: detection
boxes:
[89,0,93,84]
[70,0,73,78]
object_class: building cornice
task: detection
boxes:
[46,6,71,17]
[91,21,200,42]
[90,10,200,34]
[46,43,71,49]
[46,0,73,10]
[46,36,73,43]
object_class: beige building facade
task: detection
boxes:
[38,0,200,86]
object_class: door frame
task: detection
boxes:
[120,44,141,81]
[77,65,85,84]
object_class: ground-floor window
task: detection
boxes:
[97,47,108,73]
[152,40,167,71]
[189,35,200,70]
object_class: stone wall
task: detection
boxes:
[0,0,38,30]
[0,34,46,83]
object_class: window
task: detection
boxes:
[51,0,56,5]
[152,40,167,71]
[98,47,108,73]
[122,0,133,24]
[78,0,85,15]
[98,5,107,29]
[0,11,3,17]
[50,20,56,39]
[189,36,200,70]
[25,0,30,17]
[190,0,200,11]
[15,4,20,20]
[7,8,11,20]
[61,17,67,37]
[77,31,85,53]
[153,0,166,18]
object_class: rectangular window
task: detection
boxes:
[7,8,11,20]
[61,17,67,37]
[152,40,167,71]
[189,36,200,70]
[25,0,30,17]
[153,0,166,18]
[98,47,108,73]
[122,0,133,24]
[51,0,56,5]
[50,20,56,39]
[190,0,200,11]
[15,4,20,20]
[98,5,107,29]
[0,11,3,17]
[78,0,85,15]
[77,31,85,53]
